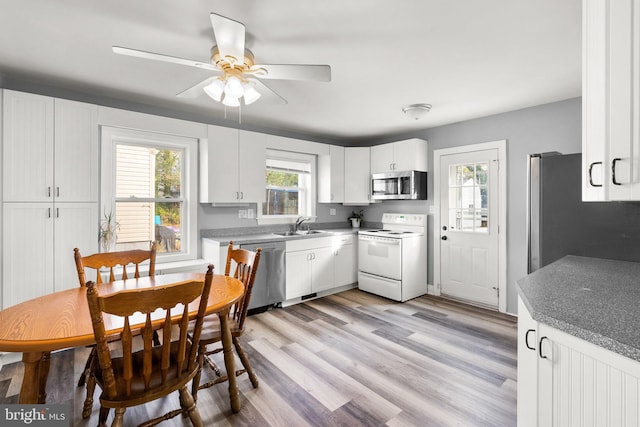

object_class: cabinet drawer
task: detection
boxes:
[286,236,334,252]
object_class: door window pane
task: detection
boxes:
[448,162,489,233]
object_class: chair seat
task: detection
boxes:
[199,317,243,342]
[95,341,198,407]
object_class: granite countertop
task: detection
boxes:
[517,255,640,361]
[200,222,372,245]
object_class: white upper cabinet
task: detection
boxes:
[344,147,371,205]
[582,0,640,201]
[3,90,54,202]
[2,90,98,203]
[200,126,266,203]
[54,99,99,202]
[370,138,428,174]
[318,145,345,203]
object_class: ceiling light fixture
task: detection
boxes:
[201,47,263,107]
[402,103,432,120]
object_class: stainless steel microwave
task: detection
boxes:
[371,170,427,200]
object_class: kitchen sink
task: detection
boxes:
[273,230,326,237]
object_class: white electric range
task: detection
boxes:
[358,213,427,302]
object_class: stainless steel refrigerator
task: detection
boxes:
[527,152,640,273]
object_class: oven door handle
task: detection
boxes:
[359,236,401,245]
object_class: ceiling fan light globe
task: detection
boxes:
[224,76,244,99]
[203,79,225,102]
[222,95,241,107]
[242,83,261,105]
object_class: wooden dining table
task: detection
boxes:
[0,272,245,412]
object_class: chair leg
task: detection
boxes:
[204,353,222,376]
[233,337,258,388]
[179,386,203,427]
[82,355,98,419]
[98,406,110,427]
[78,347,95,387]
[191,346,205,402]
[112,408,125,427]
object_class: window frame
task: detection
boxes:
[100,126,198,262]
[257,149,316,224]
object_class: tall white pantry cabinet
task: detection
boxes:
[1,90,98,309]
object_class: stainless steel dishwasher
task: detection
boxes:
[240,241,286,312]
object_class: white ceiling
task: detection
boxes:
[0,1,581,143]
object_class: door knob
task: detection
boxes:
[442,226,447,231]
[441,236,447,240]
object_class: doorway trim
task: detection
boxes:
[433,140,507,312]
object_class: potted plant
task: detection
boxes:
[349,210,364,229]
[99,210,120,253]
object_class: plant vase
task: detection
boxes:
[350,218,361,229]
[99,211,120,253]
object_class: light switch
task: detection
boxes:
[238,209,247,218]
[330,208,336,216]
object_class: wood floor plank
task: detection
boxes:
[0,289,517,426]
[249,338,351,411]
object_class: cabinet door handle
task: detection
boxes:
[612,158,623,186]
[588,162,602,187]
[56,187,60,197]
[539,336,549,359]
[56,208,59,218]
[47,187,51,197]
[525,329,536,350]
[47,208,51,218]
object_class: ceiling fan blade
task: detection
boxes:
[251,64,331,82]
[176,77,217,98]
[112,46,219,71]
[248,78,288,104]
[210,13,245,64]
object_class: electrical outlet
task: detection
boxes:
[238,209,247,219]
[329,208,336,216]
[247,208,255,219]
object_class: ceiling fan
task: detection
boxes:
[112,13,331,107]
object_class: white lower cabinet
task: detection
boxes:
[518,296,640,426]
[2,202,98,308]
[285,234,356,300]
[333,236,357,287]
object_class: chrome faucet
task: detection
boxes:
[293,216,311,232]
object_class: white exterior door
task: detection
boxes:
[439,148,500,308]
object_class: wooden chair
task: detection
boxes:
[191,241,262,401]
[74,242,157,419]
[86,264,213,427]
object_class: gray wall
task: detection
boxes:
[199,97,582,315]
[371,98,581,314]
[198,202,356,230]
[3,76,582,314]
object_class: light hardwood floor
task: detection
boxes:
[0,289,517,426]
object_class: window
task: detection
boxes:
[260,149,315,221]
[447,162,489,233]
[101,127,197,261]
